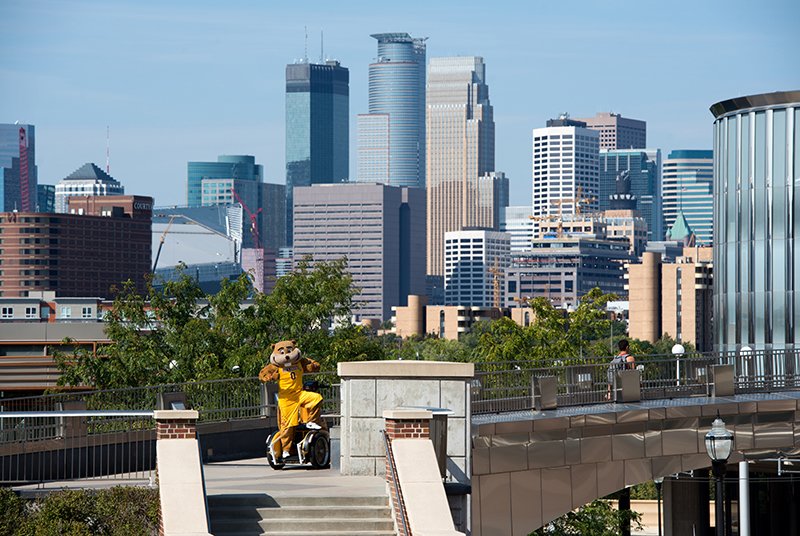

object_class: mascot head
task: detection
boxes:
[270,339,302,369]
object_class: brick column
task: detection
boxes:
[383,409,432,536]
[154,410,198,440]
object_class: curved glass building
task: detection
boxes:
[357,33,426,188]
[711,90,800,352]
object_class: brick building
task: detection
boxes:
[0,195,153,298]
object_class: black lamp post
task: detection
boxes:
[705,415,734,536]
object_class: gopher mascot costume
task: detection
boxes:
[258,340,326,459]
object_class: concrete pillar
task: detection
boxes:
[628,251,661,342]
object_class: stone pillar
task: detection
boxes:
[663,470,710,536]
[338,360,473,480]
[155,410,197,440]
[383,409,432,536]
[154,410,211,536]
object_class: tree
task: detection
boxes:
[55,258,362,389]
[530,500,642,536]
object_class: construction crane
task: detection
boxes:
[232,190,263,249]
[550,186,595,215]
[488,259,503,310]
[152,215,176,272]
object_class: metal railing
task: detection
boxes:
[0,373,341,485]
[472,348,800,415]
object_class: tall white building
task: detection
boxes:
[662,150,713,245]
[532,119,599,236]
[55,163,124,213]
[444,228,510,307]
[426,56,499,278]
[500,205,535,252]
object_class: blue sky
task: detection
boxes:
[1,0,798,206]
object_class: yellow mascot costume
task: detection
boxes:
[258,340,326,460]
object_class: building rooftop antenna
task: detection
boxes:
[105,125,110,174]
[320,29,324,62]
[304,26,308,63]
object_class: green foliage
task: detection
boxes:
[55,258,360,388]
[2,487,159,536]
[530,499,642,536]
[630,480,658,500]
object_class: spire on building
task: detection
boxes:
[665,210,696,247]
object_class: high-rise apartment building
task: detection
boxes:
[444,229,510,307]
[598,149,661,241]
[532,120,599,233]
[293,183,426,321]
[187,155,284,252]
[575,112,646,150]
[54,163,124,213]
[426,56,502,278]
[711,90,800,352]
[357,33,426,188]
[662,150,713,245]
[285,59,349,245]
[0,195,152,298]
[0,123,37,212]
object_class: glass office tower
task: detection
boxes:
[712,90,800,352]
[662,150,713,246]
[0,123,37,212]
[285,60,349,245]
[187,155,262,207]
[598,149,661,241]
[357,33,426,188]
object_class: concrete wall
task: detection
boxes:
[338,360,474,482]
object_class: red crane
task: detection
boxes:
[232,189,263,249]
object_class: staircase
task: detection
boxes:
[208,493,395,536]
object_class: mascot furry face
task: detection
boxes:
[270,340,302,369]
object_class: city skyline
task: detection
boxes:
[1,0,798,208]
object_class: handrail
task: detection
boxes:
[0,410,154,418]
[382,429,411,536]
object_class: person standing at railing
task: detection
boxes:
[606,339,635,401]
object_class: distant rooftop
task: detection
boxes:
[63,163,118,183]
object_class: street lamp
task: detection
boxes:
[654,476,664,536]
[672,343,685,387]
[705,414,734,536]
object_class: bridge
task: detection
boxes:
[2,348,800,535]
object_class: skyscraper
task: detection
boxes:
[285,59,349,245]
[532,118,599,231]
[357,33,426,188]
[598,149,662,241]
[55,163,124,213]
[444,229,510,307]
[426,56,501,278]
[575,112,646,150]
[711,90,800,352]
[0,123,37,212]
[662,150,713,246]
[293,183,426,321]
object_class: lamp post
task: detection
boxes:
[654,476,664,536]
[705,415,734,536]
[672,343,685,387]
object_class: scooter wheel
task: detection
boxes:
[266,434,285,470]
[309,434,330,469]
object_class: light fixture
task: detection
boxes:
[705,414,733,536]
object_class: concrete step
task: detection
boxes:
[211,505,391,520]
[211,517,395,533]
[208,494,389,508]
[213,532,395,536]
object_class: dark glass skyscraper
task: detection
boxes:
[285,60,349,245]
[598,149,661,240]
[0,123,37,212]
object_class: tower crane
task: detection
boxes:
[153,215,176,272]
[488,259,503,310]
[232,190,263,249]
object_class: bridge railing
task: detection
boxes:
[472,348,800,414]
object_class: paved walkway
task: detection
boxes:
[203,458,387,498]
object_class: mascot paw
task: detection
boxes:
[282,451,291,459]
[305,422,322,430]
